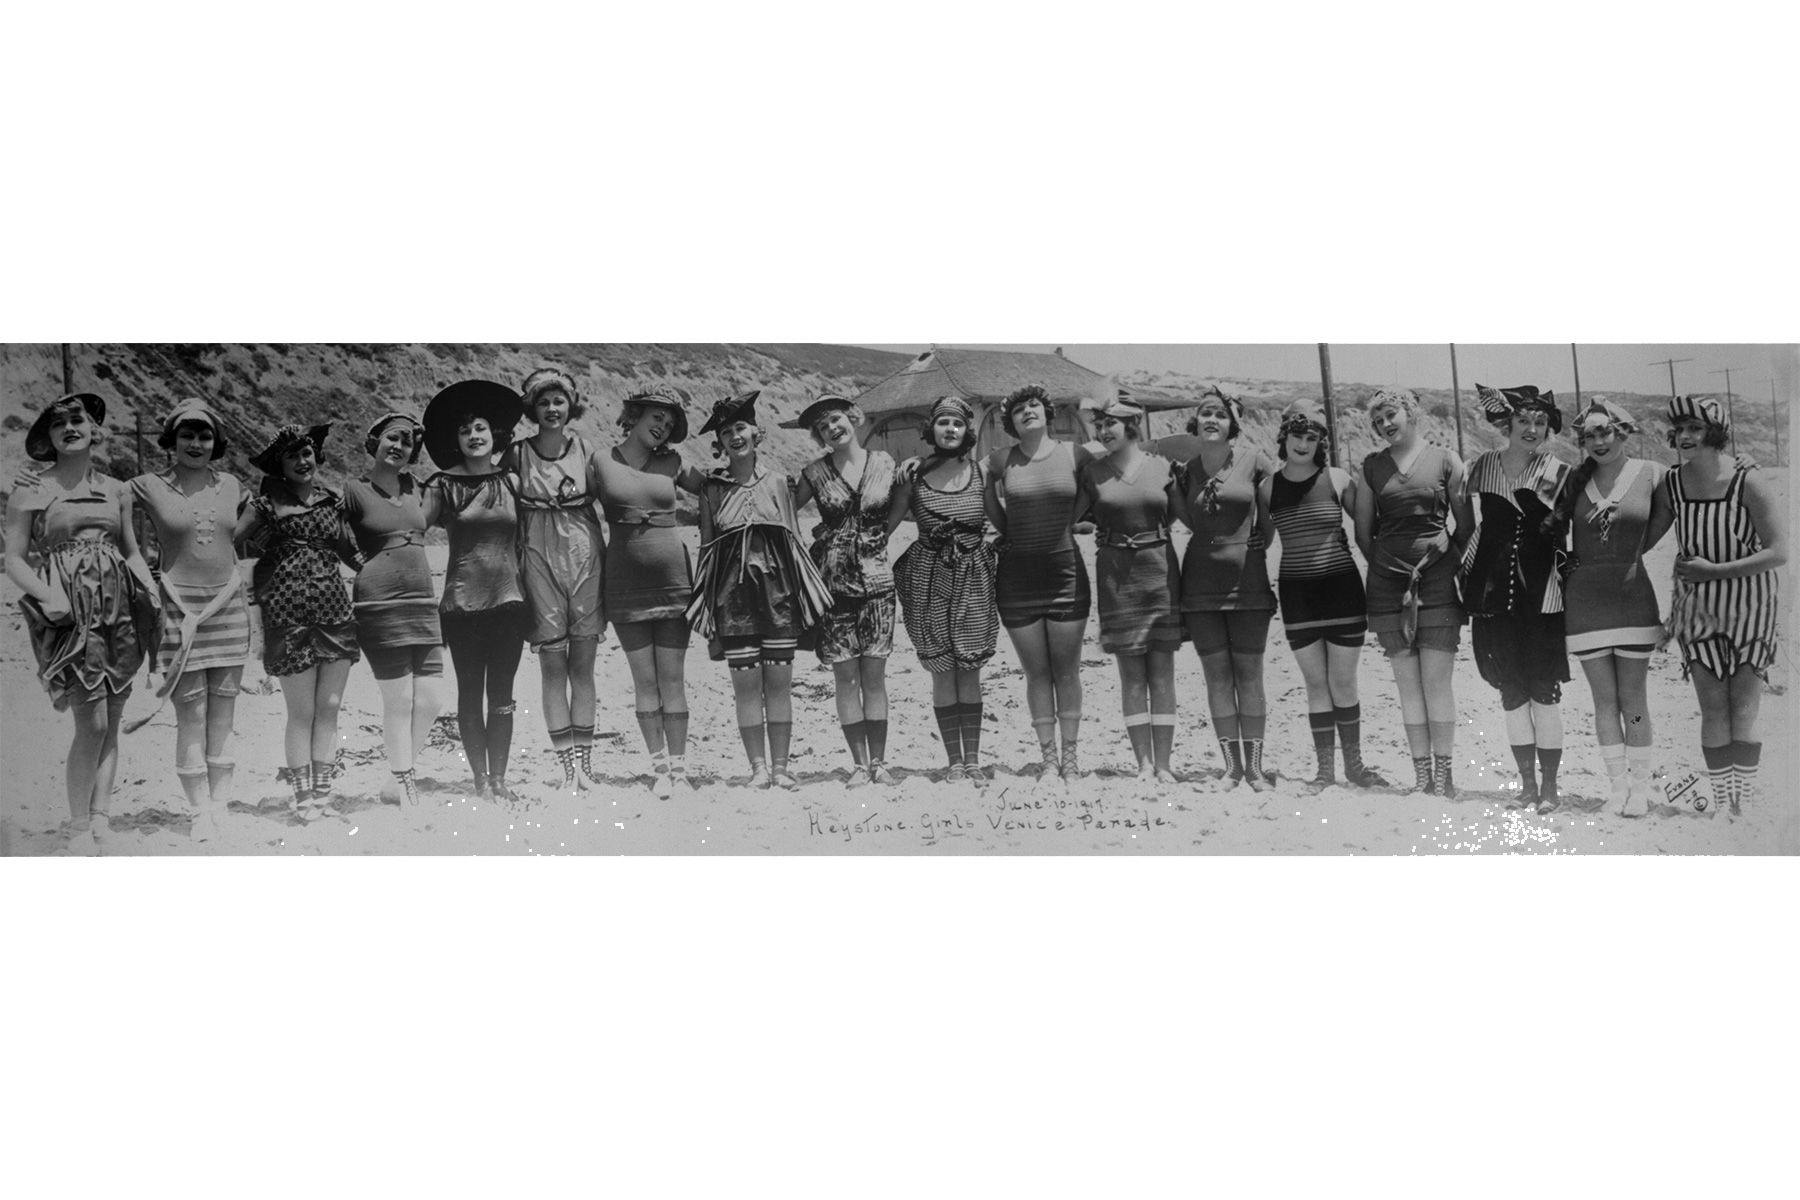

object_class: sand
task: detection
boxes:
[2,470,1792,856]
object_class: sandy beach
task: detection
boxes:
[2,470,1792,856]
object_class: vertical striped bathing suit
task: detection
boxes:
[1666,460,1779,680]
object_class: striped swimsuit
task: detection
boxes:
[1268,467,1366,649]
[1666,461,1780,680]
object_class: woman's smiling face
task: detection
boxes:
[1283,427,1320,465]
[1578,415,1624,463]
[1507,409,1551,450]
[719,420,757,460]
[635,406,675,448]
[813,409,856,449]
[457,416,493,463]
[47,403,94,455]
[1192,398,1232,441]
[532,390,570,428]
[1369,400,1410,443]
[173,422,215,465]
[374,422,414,466]
[281,440,318,486]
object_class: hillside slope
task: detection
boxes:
[0,343,913,495]
[1122,368,1781,471]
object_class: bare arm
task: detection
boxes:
[1351,464,1375,561]
[791,470,815,514]
[1642,464,1675,550]
[1679,472,1789,581]
[3,503,50,605]
[885,482,913,536]
[116,483,153,591]
[1256,476,1276,546]
[982,455,1006,536]
[1446,453,1474,553]
[1737,472,1789,573]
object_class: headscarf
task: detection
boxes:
[625,382,692,444]
[364,412,425,464]
[1367,387,1418,413]
[1278,401,1328,441]
[1475,383,1563,433]
[1574,396,1638,438]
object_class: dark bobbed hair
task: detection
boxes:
[1277,424,1329,468]
[365,416,424,464]
[453,405,515,457]
[1666,419,1730,450]
[1185,394,1243,441]
[158,417,217,451]
[1001,385,1054,439]
[1091,410,1143,441]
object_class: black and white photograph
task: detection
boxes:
[7,6,1795,1198]
[2,342,1793,856]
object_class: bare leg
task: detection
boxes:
[1047,618,1086,770]
[568,635,598,735]
[1117,652,1152,772]
[409,673,443,773]
[66,698,106,827]
[173,685,210,807]
[278,667,318,769]
[92,692,129,819]
[1387,649,1432,791]
[377,676,416,772]
[1325,642,1361,708]
[1008,619,1060,773]
[310,658,352,764]
[1145,649,1177,778]
[832,661,865,727]
[1198,648,1241,778]
[539,644,572,741]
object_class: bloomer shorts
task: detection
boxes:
[1376,623,1462,656]
[365,643,446,681]
[815,592,896,665]
[614,616,691,653]
[523,550,603,650]
[1184,609,1274,656]
[1287,619,1367,652]
[170,664,244,704]
[720,634,796,669]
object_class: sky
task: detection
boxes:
[861,344,1798,409]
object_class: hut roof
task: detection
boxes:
[852,346,1190,415]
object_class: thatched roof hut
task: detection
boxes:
[848,346,1189,459]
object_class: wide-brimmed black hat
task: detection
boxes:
[699,390,762,436]
[157,399,228,459]
[26,393,106,462]
[791,393,857,432]
[424,381,525,469]
[251,423,332,475]
[625,383,691,445]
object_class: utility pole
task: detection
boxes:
[1709,367,1740,457]
[60,344,73,394]
[1650,356,1694,464]
[1771,379,1782,467]
[1449,343,1464,459]
[1570,343,1582,407]
[1650,356,1694,398]
[1317,343,1339,466]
